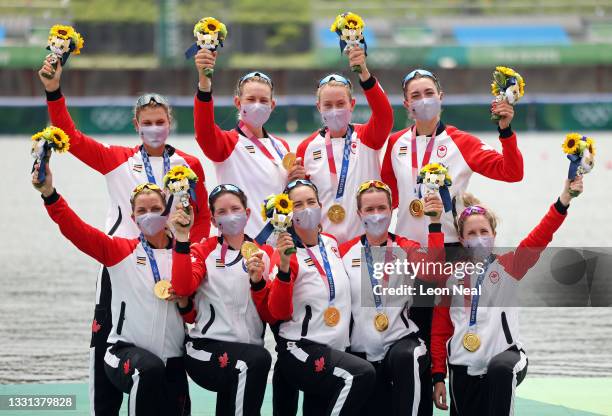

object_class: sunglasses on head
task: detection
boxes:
[460,205,487,220]
[285,179,318,194]
[401,69,438,90]
[130,183,163,203]
[208,184,244,204]
[135,93,169,108]
[318,73,352,89]
[357,180,391,195]
[239,71,273,88]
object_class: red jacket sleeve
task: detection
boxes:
[45,193,135,267]
[381,129,408,209]
[171,237,217,296]
[267,250,300,321]
[47,96,135,175]
[498,203,567,280]
[193,93,239,163]
[449,127,523,182]
[397,229,446,283]
[355,78,394,150]
[431,305,454,379]
[175,151,211,242]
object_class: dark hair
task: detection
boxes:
[356,187,392,211]
[208,184,248,215]
[403,73,442,99]
[285,179,321,204]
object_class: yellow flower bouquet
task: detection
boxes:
[330,12,367,73]
[562,133,595,196]
[258,194,296,254]
[490,66,525,122]
[31,126,70,182]
[163,165,199,215]
[417,162,453,216]
[43,25,84,79]
[185,17,228,78]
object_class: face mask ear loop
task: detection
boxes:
[160,194,174,217]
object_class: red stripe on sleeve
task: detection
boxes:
[176,150,211,242]
[381,129,408,210]
[355,79,394,150]
[171,237,217,296]
[431,305,454,378]
[193,95,239,162]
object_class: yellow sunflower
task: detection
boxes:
[164,165,197,186]
[586,137,596,156]
[261,203,269,222]
[562,133,581,155]
[194,17,228,39]
[274,194,293,215]
[32,126,70,152]
[491,66,525,98]
[73,32,84,55]
[331,12,364,32]
[49,24,75,40]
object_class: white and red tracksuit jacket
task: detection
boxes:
[193,90,291,237]
[47,89,211,242]
[268,233,352,350]
[296,76,394,244]
[339,228,445,361]
[431,201,568,380]
[381,123,523,245]
[44,191,185,362]
[172,236,275,346]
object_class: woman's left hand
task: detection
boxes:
[560,176,584,206]
[492,100,514,130]
[246,251,266,283]
[347,46,370,82]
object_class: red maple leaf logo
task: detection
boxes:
[123,359,131,375]
[91,319,101,333]
[314,356,325,373]
[218,352,229,368]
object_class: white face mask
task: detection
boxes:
[240,103,272,129]
[216,213,248,236]
[409,96,442,121]
[362,213,391,238]
[139,125,169,148]
[321,108,352,133]
[293,207,322,231]
[464,236,495,259]
[135,212,168,236]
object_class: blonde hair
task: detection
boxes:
[316,80,353,101]
[130,187,167,211]
[134,101,172,123]
[356,187,392,211]
[234,75,274,98]
[455,193,498,237]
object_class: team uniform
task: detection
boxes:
[431,200,570,416]
[43,191,191,416]
[46,88,211,415]
[172,236,274,416]
[268,233,375,415]
[296,76,394,243]
[193,89,291,237]
[340,227,444,416]
[381,123,523,246]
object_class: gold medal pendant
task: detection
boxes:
[374,312,389,332]
[409,199,424,217]
[463,332,481,352]
[327,204,346,224]
[282,152,297,170]
[154,280,172,300]
[240,241,260,260]
[324,306,341,327]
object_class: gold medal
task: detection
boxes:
[409,199,424,217]
[282,152,297,170]
[463,332,481,352]
[154,280,172,300]
[327,204,346,224]
[324,306,341,327]
[240,241,260,260]
[374,312,389,332]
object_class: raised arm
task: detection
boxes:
[450,127,524,182]
[39,59,134,174]
[193,48,238,162]
[267,232,299,321]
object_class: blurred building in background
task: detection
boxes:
[1,0,612,134]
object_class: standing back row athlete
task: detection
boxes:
[38,59,211,415]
